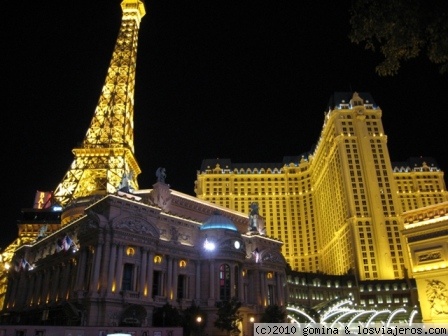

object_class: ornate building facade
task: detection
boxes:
[195,93,448,280]
[402,201,448,323]
[0,1,287,335]
[2,182,286,335]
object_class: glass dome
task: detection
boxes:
[200,212,237,231]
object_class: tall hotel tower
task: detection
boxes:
[195,92,448,281]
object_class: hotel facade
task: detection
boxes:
[195,92,448,281]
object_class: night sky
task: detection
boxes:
[2,0,447,249]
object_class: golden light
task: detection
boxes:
[126,247,135,256]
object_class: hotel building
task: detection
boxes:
[195,93,448,280]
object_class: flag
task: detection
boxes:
[15,258,30,271]
[62,235,72,251]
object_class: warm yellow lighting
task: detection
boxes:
[195,93,443,281]
[126,247,135,256]
[154,255,162,264]
[250,316,255,323]
[179,260,187,268]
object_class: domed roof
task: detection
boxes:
[201,212,238,231]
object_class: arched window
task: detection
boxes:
[219,264,231,300]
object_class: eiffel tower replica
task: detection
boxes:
[0,0,146,307]
[54,0,145,220]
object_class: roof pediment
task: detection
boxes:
[113,216,160,238]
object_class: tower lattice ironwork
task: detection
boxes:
[54,0,145,206]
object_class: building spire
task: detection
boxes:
[54,0,145,206]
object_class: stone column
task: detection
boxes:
[258,270,264,305]
[51,265,61,302]
[140,247,148,294]
[172,258,178,301]
[25,273,36,307]
[33,272,43,307]
[276,272,283,306]
[90,242,103,294]
[238,267,244,302]
[209,260,215,302]
[16,271,27,308]
[195,260,201,302]
[115,244,124,292]
[41,268,51,303]
[278,274,285,306]
[60,261,72,300]
[108,243,117,293]
[166,257,173,300]
[253,269,261,305]
[75,247,87,291]
[146,251,154,299]
[7,274,19,308]
[230,264,236,299]
[99,236,111,293]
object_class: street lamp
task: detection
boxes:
[203,238,215,251]
[196,315,202,336]
[249,316,255,336]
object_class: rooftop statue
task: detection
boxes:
[156,167,167,183]
[249,202,259,232]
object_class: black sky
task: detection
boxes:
[2,0,447,248]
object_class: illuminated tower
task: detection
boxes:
[0,0,146,308]
[53,0,145,208]
[196,92,430,281]
[312,92,409,280]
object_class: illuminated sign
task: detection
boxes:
[33,191,52,209]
